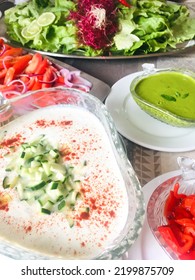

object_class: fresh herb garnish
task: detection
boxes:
[161,92,189,102]
[175,92,181,97]
[181,93,189,99]
[161,94,177,102]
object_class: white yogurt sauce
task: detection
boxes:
[0,105,129,259]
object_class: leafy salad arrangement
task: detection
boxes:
[3,0,195,57]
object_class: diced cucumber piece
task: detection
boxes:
[49,149,59,158]
[2,136,87,223]
[16,184,24,199]
[50,182,58,190]
[67,217,74,228]
[58,200,65,211]
[29,181,47,191]
[41,208,51,215]
[80,206,90,213]
[66,190,79,206]
[3,175,18,189]
[21,151,25,158]
[41,162,51,176]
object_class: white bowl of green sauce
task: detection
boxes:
[130,67,195,127]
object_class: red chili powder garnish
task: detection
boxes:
[0,133,24,148]
[0,192,10,212]
[34,119,73,128]
[89,198,97,210]
[80,212,90,220]
[60,120,73,126]
[0,203,9,212]
[109,210,116,218]
[24,225,32,233]
[75,180,119,231]
[35,120,46,127]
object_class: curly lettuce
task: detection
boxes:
[111,0,195,55]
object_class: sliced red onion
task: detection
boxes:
[38,71,57,84]
[7,79,27,94]
[59,68,70,76]
[70,71,92,88]
[3,90,23,99]
[2,56,13,69]
[72,84,92,92]
[59,68,73,87]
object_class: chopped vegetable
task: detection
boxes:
[118,0,131,7]
[4,0,195,56]
[3,135,88,225]
[0,39,92,98]
[158,182,195,260]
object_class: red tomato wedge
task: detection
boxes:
[4,67,15,85]
[158,182,195,260]
[24,53,43,74]
[118,0,131,7]
[0,39,92,98]
[12,54,33,76]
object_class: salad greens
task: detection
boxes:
[4,0,195,57]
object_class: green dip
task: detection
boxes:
[134,71,195,119]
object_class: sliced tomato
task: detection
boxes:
[184,226,195,237]
[182,196,195,211]
[0,56,25,70]
[173,205,192,220]
[55,75,65,85]
[20,75,35,90]
[4,67,15,85]
[118,0,131,7]
[0,59,12,71]
[158,226,181,254]
[1,47,23,58]
[31,80,42,91]
[0,69,6,79]
[158,225,193,255]
[20,75,30,84]
[180,250,195,260]
[178,233,194,254]
[35,58,49,75]
[0,84,17,92]
[41,67,55,88]
[12,54,33,75]
[24,53,43,74]
[175,218,195,228]
[3,43,12,51]
[190,202,195,217]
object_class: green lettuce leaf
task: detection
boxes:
[3,0,195,56]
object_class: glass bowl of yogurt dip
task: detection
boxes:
[130,66,195,127]
[0,87,145,260]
